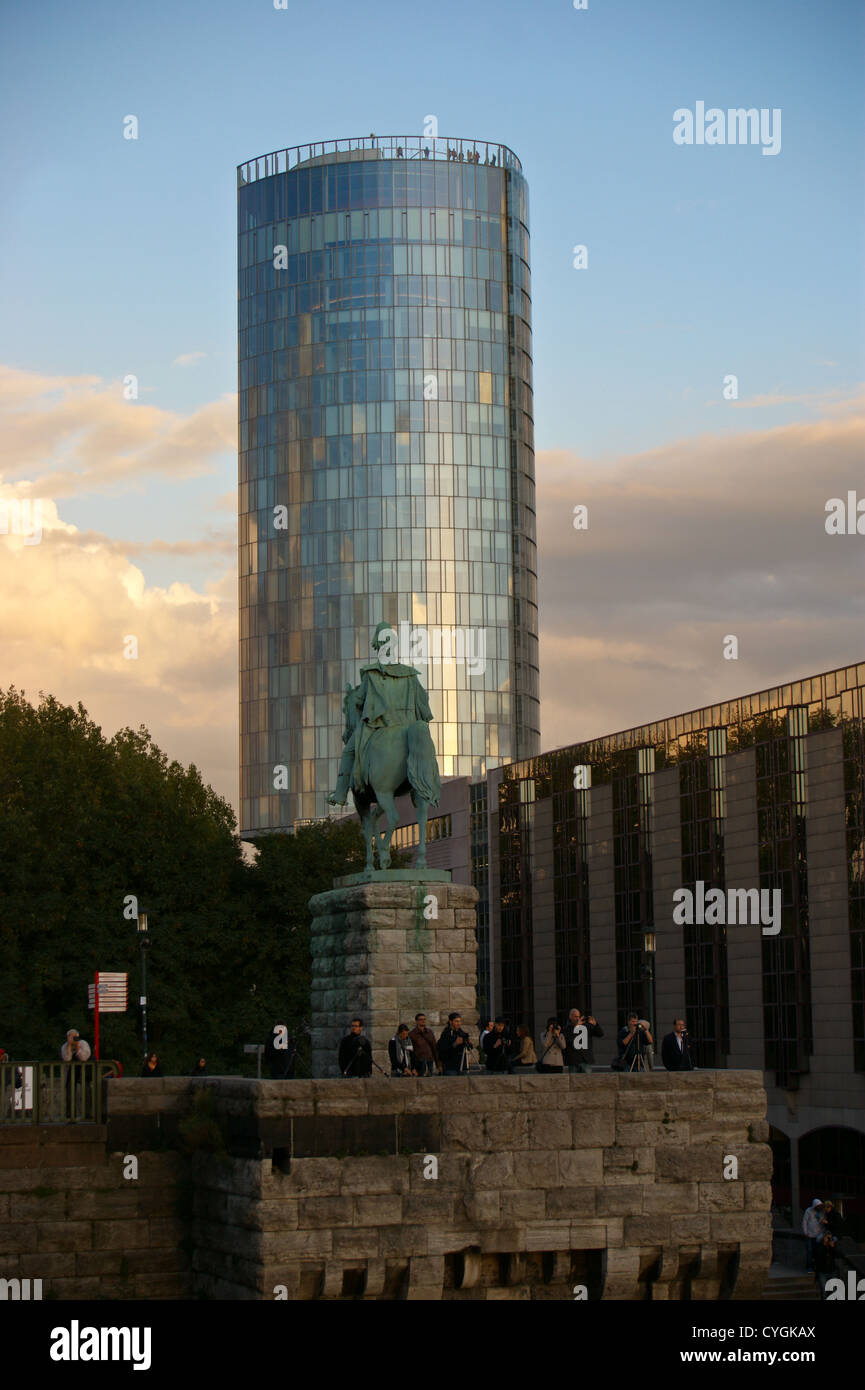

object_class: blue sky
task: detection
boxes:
[0,0,862,807]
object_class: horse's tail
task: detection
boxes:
[406,721,441,807]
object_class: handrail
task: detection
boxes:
[238,134,522,186]
[0,1061,117,1126]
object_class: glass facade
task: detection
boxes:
[497,662,865,1065]
[237,135,539,833]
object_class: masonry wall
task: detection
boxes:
[104,1072,772,1301]
[0,1123,188,1299]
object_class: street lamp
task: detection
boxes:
[137,912,150,1059]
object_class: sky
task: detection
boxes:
[1,0,863,814]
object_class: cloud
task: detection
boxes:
[0,365,235,498]
[173,351,208,367]
[0,489,238,808]
[536,408,865,751]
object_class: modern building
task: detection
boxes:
[237,135,539,834]
[400,660,865,1237]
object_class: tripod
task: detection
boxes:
[627,1049,648,1073]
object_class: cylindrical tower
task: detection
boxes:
[237,134,538,834]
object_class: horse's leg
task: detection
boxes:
[375,789,399,870]
[354,794,375,870]
[414,798,429,869]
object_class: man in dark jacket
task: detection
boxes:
[563,1008,604,1072]
[338,1018,372,1077]
[438,1013,471,1075]
[482,1018,511,1073]
[661,1018,694,1071]
[408,1013,439,1076]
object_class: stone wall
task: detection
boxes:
[108,1071,772,1300]
[309,876,479,1077]
[1,1072,773,1301]
[0,1122,188,1299]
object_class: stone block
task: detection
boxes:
[443,1114,489,1152]
[572,1109,616,1147]
[332,1228,382,1259]
[37,1221,93,1253]
[499,1191,546,1223]
[354,1195,403,1226]
[20,1251,74,1278]
[623,1215,671,1243]
[91,1223,148,1256]
[149,1218,185,1248]
[484,1110,529,1150]
[402,1194,456,1223]
[283,1159,342,1194]
[461,1190,502,1225]
[699,1183,744,1211]
[297,1197,353,1227]
[513,1152,560,1188]
[337,1157,410,1195]
[545,1188,599,1218]
[709,1212,772,1241]
[642,1182,698,1214]
[528,1110,572,1150]
[558,1150,603,1185]
[744,1182,772,1211]
[655,1145,727,1182]
[669,1215,711,1242]
[469,1153,515,1189]
[260,1229,333,1258]
[379,1224,430,1257]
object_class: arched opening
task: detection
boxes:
[799,1126,865,1242]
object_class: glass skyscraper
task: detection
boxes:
[237,135,539,834]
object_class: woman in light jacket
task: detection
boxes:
[537,1017,566,1073]
[508,1024,538,1073]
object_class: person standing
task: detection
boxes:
[563,1008,604,1073]
[482,1018,510,1073]
[189,1057,207,1076]
[661,1018,694,1071]
[438,1013,471,1075]
[140,1051,162,1077]
[802,1198,825,1273]
[60,1028,91,1121]
[388,1024,417,1076]
[338,1018,373,1077]
[408,1013,439,1076]
[508,1024,537,1073]
[617,1013,652,1071]
[813,1230,838,1298]
[538,1019,566,1073]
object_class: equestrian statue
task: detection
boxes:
[327,622,441,870]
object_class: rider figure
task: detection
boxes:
[327,622,434,806]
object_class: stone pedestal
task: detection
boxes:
[309,871,479,1078]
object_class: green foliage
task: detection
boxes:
[0,687,368,1076]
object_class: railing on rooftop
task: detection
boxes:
[0,1062,118,1126]
[238,135,522,186]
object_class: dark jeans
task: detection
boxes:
[415,1058,435,1076]
[537,1063,565,1074]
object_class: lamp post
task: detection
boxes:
[137,912,150,1059]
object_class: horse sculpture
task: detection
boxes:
[340,681,441,871]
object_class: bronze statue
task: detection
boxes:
[328,622,441,869]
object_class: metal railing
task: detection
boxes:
[0,1062,116,1125]
[238,134,522,186]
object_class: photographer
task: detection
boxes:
[482,1017,511,1073]
[617,1012,653,1071]
[338,1018,373,1077]
[438,1012,472,1075]
[538,1017,566,1072]
[564,1007,604,1073]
